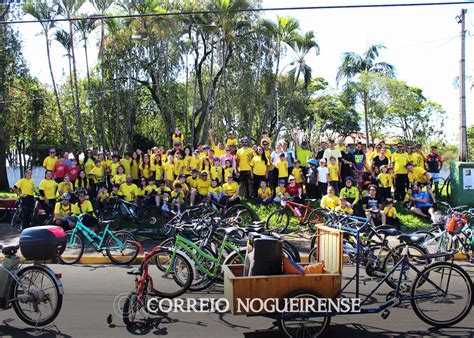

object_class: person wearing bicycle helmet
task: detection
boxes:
[53,193,73,230]
[72,190,96,228]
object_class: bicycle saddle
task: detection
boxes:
[0,243,19,256]
[216,227,241,237]
[397,233,427,245]
[99,220,114,225]
[249,221,266,227]
[376,226,400,237]
[242,226,265,234]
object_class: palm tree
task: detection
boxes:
[22,1,73,148]
[288,31,320,89]
[56,0,87,150]
[336,44,395,144]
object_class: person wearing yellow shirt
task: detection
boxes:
[39,170,58,217]
[320,186,340,210]
[406,162,435,203]
[182,147,193,175]
[410,144,425,168]
[119,175,139,203]
[274,179,287,202]
[131,152,141,183]
[189,150,203,173]
[96,185,109,212]
[163,155,175,188]
[57,174,74,197]
[335,198,353,215]
[186,169,199,188]
[152,156,163,183]
[109,155,121,177]
[339,177,360,206]
[236,137,254,197]
[226,130,238,147]
[379,141,392,159]
[120,153,132,175]
[172,127,184,145]
[144,177,158,197]
[111,165,127,185]
[327,156,340,194]
[208,178,223,202]
[250,147,269,196]
[291,160,304,185]
[256,180,273,205]
[13,169,36,229]
[53,193,74,230]
[71,190,97,228]
[391,143,410,201]
[174,175,190,198]
[43,148,58,171]
[381,198,400,229]
[209,128,226,157]
[75,170,89,192]
[90,160,105,187]
[260,131,272,147]
[170,183,185,214]
[220,175,240,205]
[190,171,211,206]
[377,165,393,200]
[210,158,224,182]
[155,180,172,207]
[140,155,153,180]
[173,152,186,178]
[223,160,235,183]
[276,153,289,180]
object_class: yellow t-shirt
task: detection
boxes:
[144,185,157,195]
[39,179,58,200]
[82,158,95,175]
[260,136,272,147]
[392,152,410,175]
[209,186,222,196]
[408,166,431,184]
[189,157,202,171]
[377,173,393,188]
[195,179,211,196]
[15,178,35,196]
[410,152,424,168]
[212,146,225,158]
[335,205,353,215]
[90,166,105,183]
[328,163,339,181]
[54,202,72,216]
[222,181,239,196]
[43,156,58,171]
[119,158,131,175]
[172,133,184,144]
[140,164,153,179]
[321,195,340,210]
[237,147,254,171]
[171,190,185,201]
[224,167,234,183]
[74,178,89,190]
[163,162,175,181]
[57,182,74,195]
[110,162,120,177]
[275,186,286,197]
[250,155,268,176]
[157,186,171,197]
[131,161,140,180]
[210,165,223,182]
[276,160,289,178]
[186,176,199,188]
[152,163,163,181]
[111,174,126,185]
[226,138,238,147]
[383,206,397,218]
[183,156,192,175]
[292,167,304,184]
[119,183,139,202]
[173,159,185,176]
[258,187,272,199]
[72,200,94,215]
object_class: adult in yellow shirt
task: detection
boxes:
[57,175,74,197]
[13,169,36,229]
[320,185,340,210]
[53,193,73,230]
[209,128,226,157]
[43,148,58,171]
[236,138,253,197]
[410,144,425,168]
[119,175,139,203]
[189,151,202,173]
[120,153,132,175]
[406,162,435,203]
[39,170,58,216]
[163,155,175,188]
[72,191,95,216]
[109,155,121,177]
[152,157,164,182]
[250,147,269,197]
[220,175,240,205]
[391,143,410,201]
[190,171,211,206]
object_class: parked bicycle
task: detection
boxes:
[98,197,162,229]
[59,214,139,265]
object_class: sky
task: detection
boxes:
[12,0,474,144]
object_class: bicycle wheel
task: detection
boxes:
[282,240,301,262]
[58,230,84,264]
[98,206,116,222]
[106,231,139,265]
[306,208,327,232]
[11,265,63,327]
[223,248,247,265]
[383,243,429,289]
[139,206,162,227]
[308,247,318,263]
[188,246,218,292]
[266,208,290,233]
[411,262,473,327]
[10,207,21,228]
[146,248,193,298]
[445,177,451,199]
[224,204,259,226]
[122,282,152,326]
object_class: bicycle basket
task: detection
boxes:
[445,215,466,235]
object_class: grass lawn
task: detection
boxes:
[0,192,17,199]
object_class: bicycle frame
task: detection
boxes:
[283,200,313,223]
[69,217,125,251]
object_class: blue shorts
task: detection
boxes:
[430,173,441,183]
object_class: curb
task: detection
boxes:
[1,252,468,265]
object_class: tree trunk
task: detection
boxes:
[0,7,9,190]
[69,20,87,150]
[363,92,369,146]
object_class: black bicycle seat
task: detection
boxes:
[1,244,19,256]
[376,226,400,237]
[216,227,240,237]
[397,233,426,245]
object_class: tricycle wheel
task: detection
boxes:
[277,290,331,337]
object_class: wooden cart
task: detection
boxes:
[223,226,343,316]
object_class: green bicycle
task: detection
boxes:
[163,220,246,292]
[58,214,139,265]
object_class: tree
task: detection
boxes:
[336,44,395,143]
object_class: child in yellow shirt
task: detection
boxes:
[256,180,273,205]
[171,183,185,214]
[328,156,340,194]
[208,178,222,202]
[382,198,400,229]
[335,197,353,215]
[276,153,289,180]
[274,179,287,203]
[292,160,304,185]
[377,165,393,200]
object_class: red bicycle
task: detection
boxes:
[122,242,193,326]
[265,197,326,233]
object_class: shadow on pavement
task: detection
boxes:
[0,319,72,338]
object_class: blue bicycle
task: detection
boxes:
[58,214,139,265]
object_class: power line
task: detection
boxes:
[2,1,474,25]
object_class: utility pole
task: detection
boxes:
[458,9,468,162]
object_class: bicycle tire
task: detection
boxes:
[224,203,259,226]
[306,208,327,232]
[11,265,63,327]
[58,230,84,265]
[146,248,194,298]
[282,240,301,262]
[188,246,218,292]
[308,247,318,263]
[446,177,451,199]
[266,208,290,233]
[10,207,21,228]
[411,262,473,327]
[223,248,247,265]
[106,231,139,265]
[139,206,162,227]
[98,206,117,223]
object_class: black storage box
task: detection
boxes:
[19,226,66,260]
[244,238,282,276]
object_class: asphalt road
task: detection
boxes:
[0,262,472,338]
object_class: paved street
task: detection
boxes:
[0,262,472,338]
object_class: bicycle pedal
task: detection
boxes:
[381,310,390,319]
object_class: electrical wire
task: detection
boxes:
[1,1,474,25]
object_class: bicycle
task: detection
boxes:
[436,175,451,198]
[0,198,17,223]
[98,197,162,229]
[0,243,63,327]
[10,197,54,229]
[122,242,194,326]
[58,214,139,265]
[266,197,326,233]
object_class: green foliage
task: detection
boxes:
[468,125,474,161]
